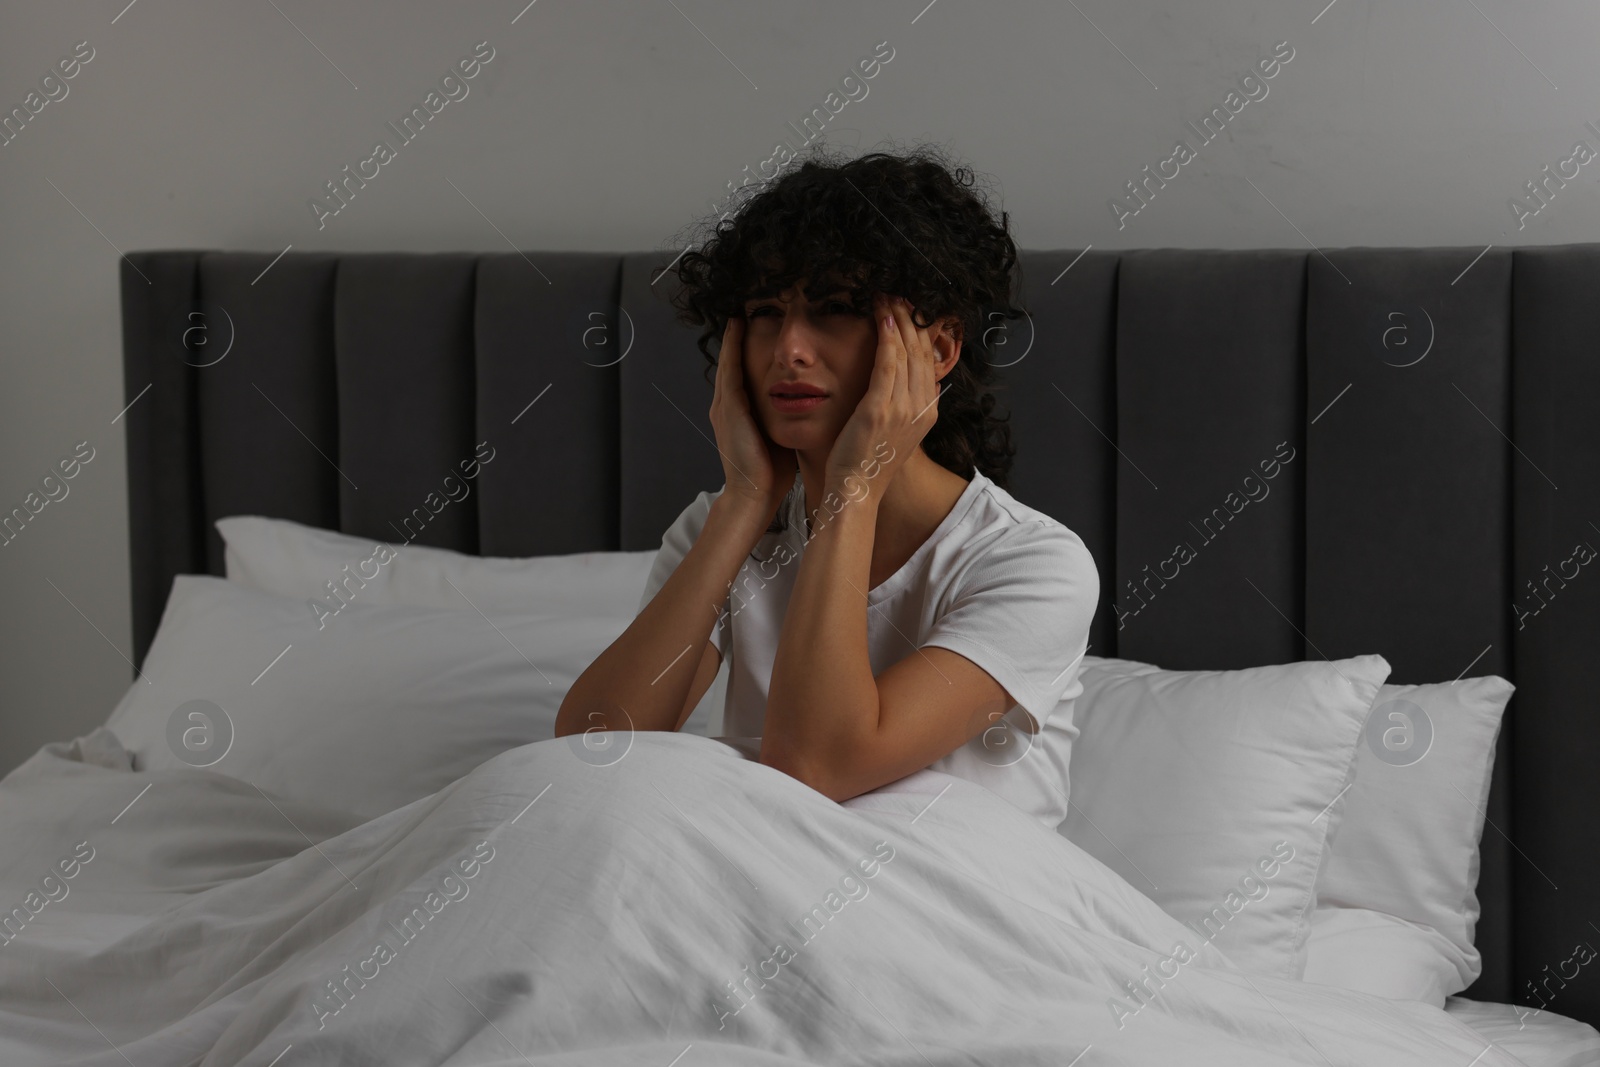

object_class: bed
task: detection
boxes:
[0,243,1594,1065]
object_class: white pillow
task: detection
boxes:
[217,514,732,734]
[1058,653,1391,980]
[1308,675,1513,1002]
[105,575,640,820]
[216,514,655,618]
[1301,907,1459,1006]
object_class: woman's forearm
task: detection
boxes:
[555,495,770,737]
[761,493,882,783]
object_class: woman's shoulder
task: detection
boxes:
[928,483,1099,613]
[668,483,727,529]
[963,477,1095,569]
[649,485,727,559]
[927,482,1099,632]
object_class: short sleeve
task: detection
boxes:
[919,521,1098,731]
[637,488,731,660]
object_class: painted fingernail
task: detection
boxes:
[883,315,893,330]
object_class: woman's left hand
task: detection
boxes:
[824,293,944,501]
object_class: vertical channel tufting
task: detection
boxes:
[1304,248,1513,679]
[1509,244,1600,1022]
[475,253,623,556]
[1305,246,1515,999]
[120,251,203,669]
[334,253,479,552]
[196,252,340,574]
[1113,249,1306,670]
[1008,250,1119,654]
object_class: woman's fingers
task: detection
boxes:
[914,308,940,424]
[911,309,939,426]
[872,299,899,406]
[717,316,744,408]
[891,298,917,413]
[888,296,938,423]
[713,315,761,495]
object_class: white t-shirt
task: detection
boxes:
[636,468,1099,827]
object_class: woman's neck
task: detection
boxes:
[795,447,972,589]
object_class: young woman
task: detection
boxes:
[554,146,1098,827]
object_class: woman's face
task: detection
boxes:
[741,283,877,453]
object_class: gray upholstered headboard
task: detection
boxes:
[118,245,1600,1020]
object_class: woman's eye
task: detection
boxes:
[745,302,858,318]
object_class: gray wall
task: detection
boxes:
[3,0,1598,776]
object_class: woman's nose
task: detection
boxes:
[772,319,817,367]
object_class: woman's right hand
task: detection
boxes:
[710,315,797,527]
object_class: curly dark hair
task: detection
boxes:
[662,142,1025,513]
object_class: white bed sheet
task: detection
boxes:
[0,728,1557,1067]
[22,924,1593,1066]
[1447,997,1600,1067]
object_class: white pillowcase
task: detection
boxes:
[216,514,655,618]
[1306,675,1513,1004]
[217,514,728,734]
[1301,907,1460,1007]
[104,575,636,820]
[1058,653,1391,980]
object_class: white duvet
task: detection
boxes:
[0,729,1529,1067]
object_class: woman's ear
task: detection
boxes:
[933,317,963,382]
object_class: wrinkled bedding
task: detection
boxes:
[0,729,1532,1066]
[1445,997,1600,1067]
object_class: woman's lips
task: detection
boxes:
[770,394,827,413]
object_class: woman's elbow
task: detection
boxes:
[758,743,855,802]
[553,684,605,739]
[552,699,580,739]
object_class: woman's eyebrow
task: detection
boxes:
[744,289,854,307]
